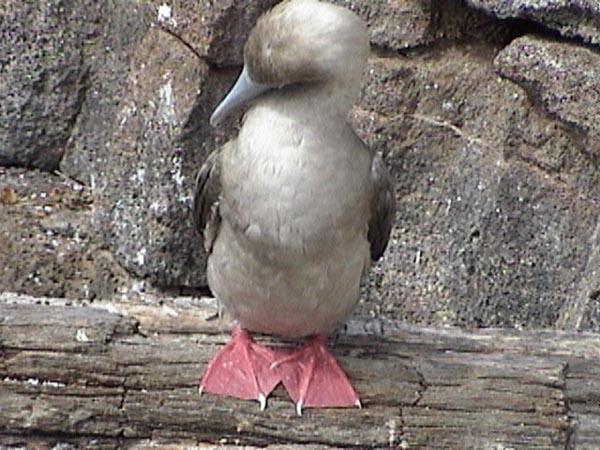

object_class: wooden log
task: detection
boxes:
[1,295,599,449]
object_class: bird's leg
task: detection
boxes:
[271,334,361,414]
[204,299,224,322]
[199,324,281,410]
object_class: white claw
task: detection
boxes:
[295,400,303,416]
[258,393,267,411]
[198,385,204,396]
[355,399,362,409]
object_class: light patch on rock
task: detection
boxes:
[157,3,171,21]
[149,200,167,214]
[135,167,145,183]
[135,247,147,266]
[157,3,177,27]
[170,152,184,187]
[158,78,176,124]
[131,280,146,295]
[118,104,136,128]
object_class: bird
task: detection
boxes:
[193,0,395,414]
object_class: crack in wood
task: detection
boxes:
[562,362,578,450]
[411,364,428,407]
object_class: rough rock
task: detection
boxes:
[0,0,152,175]
[59,0,153,181]
[98,28,218,287]
[0,167,135,300]
[156,0,506,66]
[0,1,89,170]
[494,35,600,149]
[335,0,508,50]
[153,0,280,67]
[494,34,600,329]
[355,42,600,329]
[58,1,271,286]
[467,0,600,45]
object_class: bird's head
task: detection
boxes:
[210,0,369,126]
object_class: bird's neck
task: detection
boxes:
[248,79,359,127]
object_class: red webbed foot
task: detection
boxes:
[272,334,361,414]
[199,325,280,410]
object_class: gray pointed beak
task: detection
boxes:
[210,65,273,126]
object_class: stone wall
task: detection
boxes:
[1,0,598,330]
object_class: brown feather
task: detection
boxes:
[192,149,222,253]
[368,152,395,261]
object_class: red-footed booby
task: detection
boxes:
[193,0,395,414]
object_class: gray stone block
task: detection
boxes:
[0,1,88,170]
[355,42,600,329]
[467,0,600,44]
[97,28,221,287]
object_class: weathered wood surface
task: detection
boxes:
[1,295,599,450]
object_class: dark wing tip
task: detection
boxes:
[368,152,396,261]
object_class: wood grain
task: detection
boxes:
[1,296,599,449]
